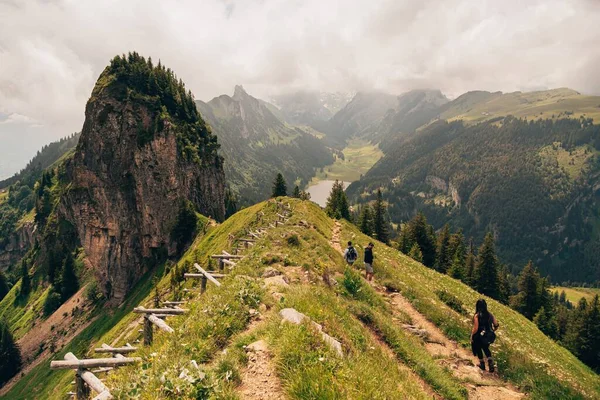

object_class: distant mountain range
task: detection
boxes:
[196,86,334,205]
[344,88,600,282]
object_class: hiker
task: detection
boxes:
[343,241,358,265]
[471,299,499,372]
[364,242,374,281]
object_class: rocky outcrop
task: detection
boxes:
[425,176,462,207]
[59,60,225,302]
[0,222,36,271]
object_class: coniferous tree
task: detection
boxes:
[408,243,423,263]
[292,185,301,198]
[0,320,22,385]
[464,243,476,286]
[271,173,288,197]
[359,205,374,236]
[448,250,465,280]
[511,261,541,319]
[436,224,451,273]
[533,306,558,339]
[474,232,500,299]
[406,213,436,267]
[325,180,350,219]
[19,261,30,298]
[0,271,9,302]
[224,189,238,218]
[373,189,389,244]
[564,297,588,360]
[497,264,511,304]
[581,295,600,369]
[60,252,79,302]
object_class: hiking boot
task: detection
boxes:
[488,358,495,373]
[478,360,486,371]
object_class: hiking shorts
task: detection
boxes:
[365,263,373,273]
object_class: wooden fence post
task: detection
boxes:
[76,370,90,399]
[201,276,207,294]
[143,315,153,346]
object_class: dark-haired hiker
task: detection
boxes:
[471,299,499,372]
[364,242,374,281]
[343,241,358,265]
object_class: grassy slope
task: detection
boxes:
[310,139,383,184]
[104,200,598,399]
[7,199,598,399]
[0,265,164,400]
[338,220,600,399]
[551,287,600,304]
[441,88,600,124]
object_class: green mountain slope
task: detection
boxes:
[348,117,600,282]
[196,86,334,204]
[5,198,597,399]
[438,88,600,125]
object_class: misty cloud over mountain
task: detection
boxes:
[1,0,600,177]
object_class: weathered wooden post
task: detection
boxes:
[143,315,153,346]
[76,370,90,399]
[200,275,208,294]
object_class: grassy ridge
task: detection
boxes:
[6,199,598,399]
[103,200,468,399]
[441,88,600,124]
[338,220,600,399]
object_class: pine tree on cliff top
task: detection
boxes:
[272,173,287,197]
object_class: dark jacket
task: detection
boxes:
[364,247,373,263]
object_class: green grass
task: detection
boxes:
[310,139,383,184]
[0,280,50,340]
[551,287,600,304]
[339,220,600,399]
[441,88,600,124]
[1,265,165,400]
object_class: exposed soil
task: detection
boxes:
[238,340,286,400]
[0,285,96,396]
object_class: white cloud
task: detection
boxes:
[0,0,599,172]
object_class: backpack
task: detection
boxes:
[479,313,496,345]
[347,247,357,262]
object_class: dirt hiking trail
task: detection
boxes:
[331,221,524,400]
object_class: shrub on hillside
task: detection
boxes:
[286,234,300,247]
[43,287,62,317]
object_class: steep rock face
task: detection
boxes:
[0,222,36,270]
[60,56,225,301]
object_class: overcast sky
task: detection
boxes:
[1,0,600,178]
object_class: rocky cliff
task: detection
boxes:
[59,54,225,301]
[0,222,36,271]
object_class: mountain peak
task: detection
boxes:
[233,85,249,100]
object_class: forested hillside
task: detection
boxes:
[196,86,333,205]
[348,116,600,282]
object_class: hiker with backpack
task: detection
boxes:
[343,241,358,265]
[363,242,374,281]
[471,299,499,372]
